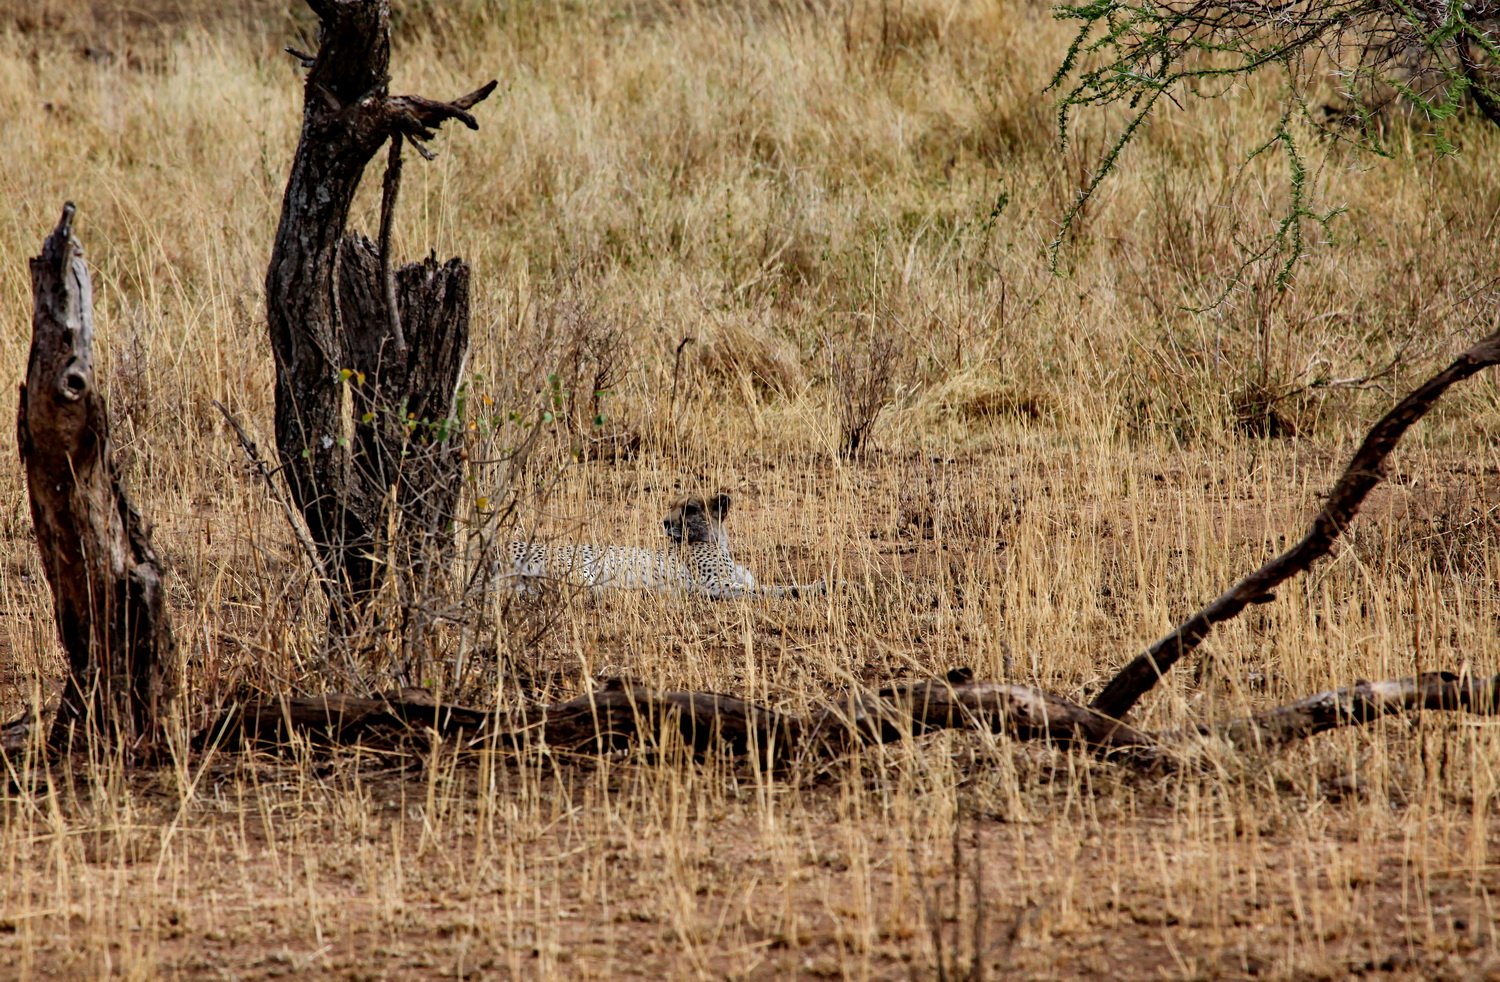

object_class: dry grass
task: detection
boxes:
[3,0,1500,978]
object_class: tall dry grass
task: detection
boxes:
[1,0,1499,978]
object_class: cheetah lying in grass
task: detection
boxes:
[504,493,826,599]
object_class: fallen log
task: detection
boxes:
[205,689,488,750]
[202,667,1500,770]
[1188,671,1500,753]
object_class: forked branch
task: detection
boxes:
[387,82,497,142]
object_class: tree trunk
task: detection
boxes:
[19,204,177,752]
[264,0,493,635]
[338,235,471,673]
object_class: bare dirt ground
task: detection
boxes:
[13,759,1500,981]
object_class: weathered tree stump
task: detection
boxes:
[18,204,176,752]
[336,235,471,662]
[264,0,494,635]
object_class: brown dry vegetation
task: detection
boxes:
[3,0,1500,979]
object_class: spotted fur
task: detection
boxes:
[504,494,824,599]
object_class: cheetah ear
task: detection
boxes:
[709,493,732,519]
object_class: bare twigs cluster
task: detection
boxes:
[828,331,901,458]
[531,299,635,459]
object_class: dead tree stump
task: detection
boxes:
[338,236,471,670]
[18,204,177,752]
[264,0,493,637]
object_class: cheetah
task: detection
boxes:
[503,493,825,599]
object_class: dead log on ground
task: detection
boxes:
[18,204,177,753]
[1184,671,1500,752]
[264,0,494,635]
[205,668,1500,770]
[202,688,489,751]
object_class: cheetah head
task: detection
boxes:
[663,493,732,547]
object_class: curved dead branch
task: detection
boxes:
[1090,328,1500,721]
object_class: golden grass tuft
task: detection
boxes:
[695,314,809,402]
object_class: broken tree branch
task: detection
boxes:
[377,135,406,359]
[1089,328,1500,721]
[1191,671,1500,753]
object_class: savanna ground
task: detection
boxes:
[3,0,1500,978]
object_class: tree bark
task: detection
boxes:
[264,0,493,632]
[19,204,177,752]
[337,241,470,564]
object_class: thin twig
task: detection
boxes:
[670,335,695,418]
[378,134,407,359]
